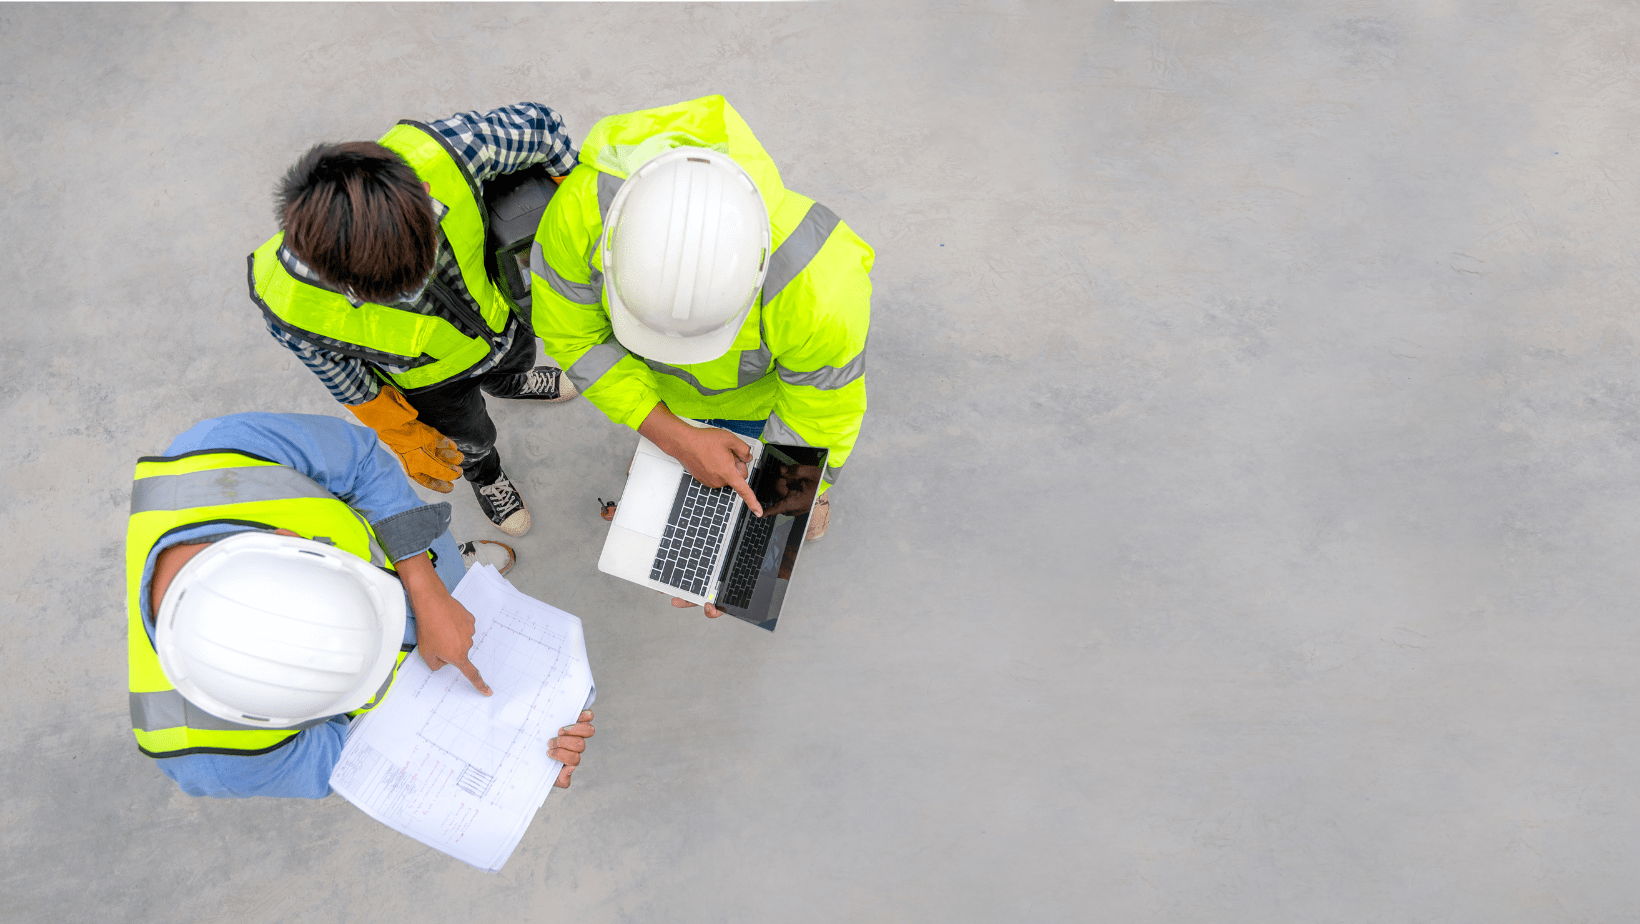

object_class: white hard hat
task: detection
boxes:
[154,531,407,728]
[601,146,771,366]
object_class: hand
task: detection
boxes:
[415,594,492,695]
[677,427,762,514]
[549,710,595,788]
[639,405,763,516]
[396,554,492,695]
[404,436,465,493]
[671,597,724,618]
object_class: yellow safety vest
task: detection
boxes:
[127,449,406,758]
[248,122,513,393]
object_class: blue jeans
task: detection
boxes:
[703,418,763,440]
[403,329,536,484]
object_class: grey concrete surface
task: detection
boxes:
[3,1,1639,920]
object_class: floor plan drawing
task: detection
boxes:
[329,566,595,872]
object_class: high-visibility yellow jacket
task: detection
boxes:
[127,449,407,758]
[529,96,873,486]
[247,122,512,394]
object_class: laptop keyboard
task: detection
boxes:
[650,477,739,596]
[716,512,775,609]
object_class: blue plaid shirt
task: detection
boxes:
[265,103,578,405]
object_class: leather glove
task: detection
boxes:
[347,386,464,493]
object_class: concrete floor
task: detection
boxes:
[4,1,1639,920]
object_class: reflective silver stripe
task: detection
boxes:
[354,666,396,712]
[760,411,810,446]
[344,507,390,568]
[530,241,604,305]
[582,342,771,395]
[130,690,329,733]
[597,172,624,222]
[566,335,631,393]
[763,202,841,302]
[776,345,866,391]
[133,465,388,565]
[640,358,744,396]
[761,411,841,484]
[591,172,623,288]
[738,344,773,387]
[131,466,334,515]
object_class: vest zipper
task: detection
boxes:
[426,278,509,350]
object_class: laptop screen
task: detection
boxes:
[715,444,829,631]
[752,444,824,520]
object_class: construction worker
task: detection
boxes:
[249,103,580,538]
[127,412,594,798]
[529,96,873,614]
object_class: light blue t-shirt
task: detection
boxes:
[137,413,464,799]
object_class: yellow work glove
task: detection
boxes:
[347,386,465,493]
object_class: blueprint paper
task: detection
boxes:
[329,565,595,872]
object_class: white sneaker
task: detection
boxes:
[458,539,517,575]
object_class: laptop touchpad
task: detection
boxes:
[613,452,684,539]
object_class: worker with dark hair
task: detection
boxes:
[248,105,580,537]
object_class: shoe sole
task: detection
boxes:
[459,540,518,576]
[495,508,532,537]
[507,393,578,403]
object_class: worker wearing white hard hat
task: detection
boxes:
[530,96,874,617]
[152,531,407,729]
[126,412,594,799]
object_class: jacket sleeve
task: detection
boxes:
[761,220,874,487]
[529,166,666,430]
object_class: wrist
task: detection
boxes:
[394,551,444,594]
[638,403,693,457]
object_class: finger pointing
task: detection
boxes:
[730,472,763,517]
[453,655,492,696]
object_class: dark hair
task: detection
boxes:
[276,142,437,302]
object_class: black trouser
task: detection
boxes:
[401,331,536,485]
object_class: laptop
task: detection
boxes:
[598,423,828,631]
